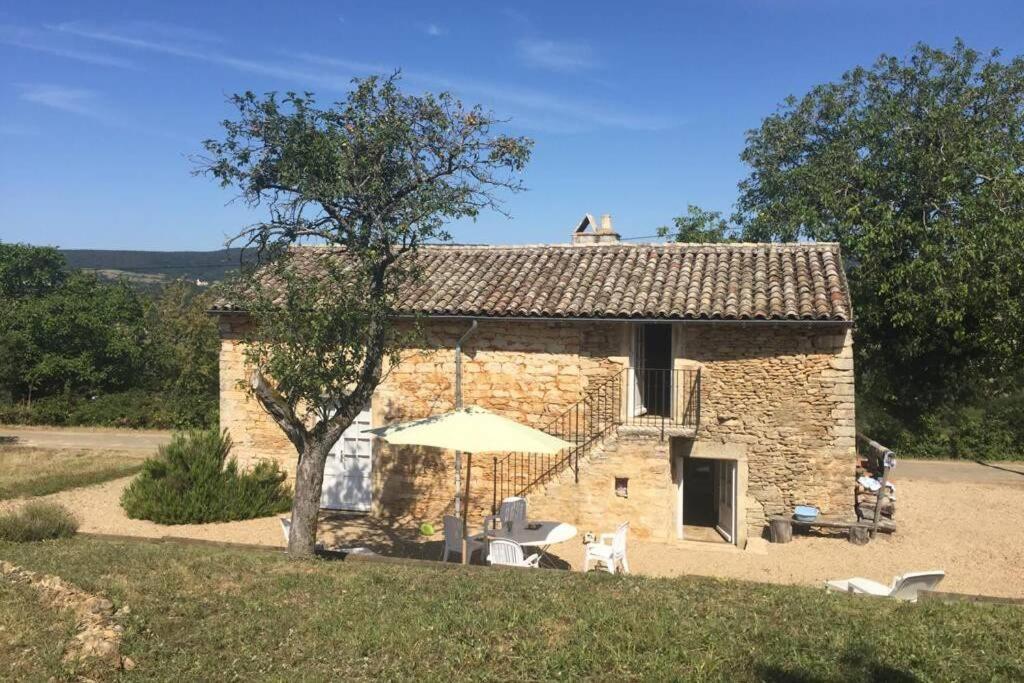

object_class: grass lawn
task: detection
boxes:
[1,538,1022,681]
[0,447,146,500]
[0,577,76,679]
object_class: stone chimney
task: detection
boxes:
[572,213,621,245]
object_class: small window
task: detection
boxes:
[615,477,628,498]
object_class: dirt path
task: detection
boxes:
[0,426,172,454]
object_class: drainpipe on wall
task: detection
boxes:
[453,319,478,517]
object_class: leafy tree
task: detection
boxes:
[0,245,150,403]
[0,243,151,403]
[0,243,222,428]
[0,243,68,399]
[13,272,150,400]
[0,242,67,299]
[147,281,220,428]
[735,40,1024,432]
[198,76,532,556]
[657,205,738,243]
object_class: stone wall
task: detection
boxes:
[681,325,856,532]
[218,316,855,540]
[218,317,627,523]
[528,432,676,543]
[371,320,625,522]
[218,331,295,468]
[507,324,855,544]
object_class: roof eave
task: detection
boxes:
[396,313,854,326]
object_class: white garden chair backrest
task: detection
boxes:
[488,538,527,566]
[613,522,629,555]
[499,497,527,525]
[443,515,463,551]
[890,571,945,600]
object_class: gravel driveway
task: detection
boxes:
[897,458,1024,485]
[631,476,1024,599]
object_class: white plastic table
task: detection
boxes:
[486,521,577,565]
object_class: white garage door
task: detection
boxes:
[320,407,373,512]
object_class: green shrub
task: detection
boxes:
[0,502,79,542]
[120,429,292,524]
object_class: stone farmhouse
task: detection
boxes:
[212,215,856,548]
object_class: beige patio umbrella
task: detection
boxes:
[367,406,572,563]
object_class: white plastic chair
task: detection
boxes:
[483,496,527,531]
[486,538,540,568]
[441,515,485,563]
[280,517,291,544]
[825,570,945,601]
[583,522,630,574]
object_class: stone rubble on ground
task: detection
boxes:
[0,560,130,671]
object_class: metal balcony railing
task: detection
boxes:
[622,367,701,435]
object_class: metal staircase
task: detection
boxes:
[490,367,700,513]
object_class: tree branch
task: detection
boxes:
[250,369,307,454]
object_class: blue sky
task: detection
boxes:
[2,1,1023,250]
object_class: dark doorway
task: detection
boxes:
[643,323,672,370]
[681,456,733,544]
[682,456,715,525]
[634,324,672,417]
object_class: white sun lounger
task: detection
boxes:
[825,570,945,601]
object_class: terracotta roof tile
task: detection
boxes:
[212,242,853,322]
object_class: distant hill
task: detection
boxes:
[61,248,255,288]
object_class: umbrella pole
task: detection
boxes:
[461,451,473,565]
[454,451,462,517]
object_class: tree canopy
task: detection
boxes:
[0,242,67,299]
[658,205,739,243]
[199,75,532,555]
[734,40,1024,440]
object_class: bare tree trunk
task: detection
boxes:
[287,438,330,557]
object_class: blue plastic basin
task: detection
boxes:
[794,505,819,521]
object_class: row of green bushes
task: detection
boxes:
[0,389,216,430]
[859,391,1024,461]
[1,243,220,431]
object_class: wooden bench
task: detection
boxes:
[769,516,895,545]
